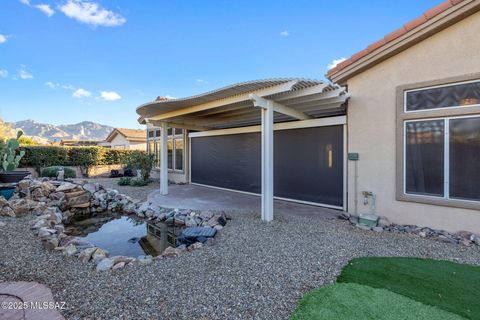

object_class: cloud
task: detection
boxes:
[45,81,58,88]
[18,65,33,80]
[99,91,121,101]
[73,88,91,98]
[59,0,126,27]
[35,4,55,17]
[327,57,347,70]
[0,69,8,78]
[0,34,8,44]
[280,30,289,37]
[196,79,208,85]
[19,0,30,5]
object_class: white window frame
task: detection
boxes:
[404,78,480,113]
[147,127,184,173]
[403,114,480,203]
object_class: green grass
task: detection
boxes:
[291,257,480,320]
[291,283,464,320]
[338,257,480,319]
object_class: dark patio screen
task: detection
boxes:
[191,125,344,207]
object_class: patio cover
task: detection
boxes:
[136,78,350,221]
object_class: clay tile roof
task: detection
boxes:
[327,0,465,78]
[106,128,146,142]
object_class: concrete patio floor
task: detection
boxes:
[148,184,340,219]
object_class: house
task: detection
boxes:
[103,128,147,150]
[59,140,101,147]
[137,0,480,233]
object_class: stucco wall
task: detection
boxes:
[110,134,146,151]
[346,11,480,233]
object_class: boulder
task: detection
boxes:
[192,242,203,249]
[96,258,114,271]
[83,183,98,194]
[378,217,391,228]
[112,261,126,270]
[78,247,97,263]
[92,248,108,262]
[137,255,153,265]
[56,183,80,193]
[162,246,180,257]
[9,199,31,216]
[43,238,59,250]
[338,212,351,220]
[0,206,15,217]
[200,210,214,220]
[372,226,384,233]
[64,244,77,256]
[66,192,91,208]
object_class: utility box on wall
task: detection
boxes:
[348,153,359,161]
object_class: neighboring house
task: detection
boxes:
[137,0,480,233]
[60,140,100,146]
[104,128,147,150]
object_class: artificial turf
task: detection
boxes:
[291,257,480,320]
[338,257,480,319]
[291,283,464,320]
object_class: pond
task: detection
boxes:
[64,213,182,257]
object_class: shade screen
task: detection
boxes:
[191,126,344,207]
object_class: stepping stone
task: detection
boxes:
[0,281,64,320]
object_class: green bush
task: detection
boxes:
[41,166,77,178]
[123,151,154,181]
[118,177,132,186]
[20,146,140,169]
[129,177,149,187]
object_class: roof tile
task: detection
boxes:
[327,0,466,78]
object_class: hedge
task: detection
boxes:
[41,166,77,179]
[20,146,142,169]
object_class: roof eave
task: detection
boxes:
[328,0,480,85]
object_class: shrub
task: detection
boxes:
[123,151,154,181]
[20,146,141,170]
[118,177,132,186]
[41,166,77,178]
[129,177,149,187]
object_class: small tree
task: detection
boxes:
[124,151,154,181]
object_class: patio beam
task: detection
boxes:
[249,94,313,120]
[149,80,298,121]
[250,95,274,222]
[150,120,212,132]
[159,122,168,195]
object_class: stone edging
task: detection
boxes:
[0,178,228,272]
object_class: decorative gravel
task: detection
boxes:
[1,211,480,320]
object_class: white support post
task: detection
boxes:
[160,122,168,195]
[249,94,274,222]
[262,100,274,222]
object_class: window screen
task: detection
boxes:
[405,120,444,196]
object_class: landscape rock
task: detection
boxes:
[43,238,59,250]
[64,244,77,256]
[79,247,97,263]
[112,261,126,270]
[92,248,108,262]
[0,206,15,217]
[96,258,114,271]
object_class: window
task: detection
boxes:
[175,139,183,170]
[146,126,185,172]
[405,120,444,197]
[404,116,480,201]
[405,80,480,112]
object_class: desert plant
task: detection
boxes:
[124,151,154,181]
[118,177,132,186]
[2,131,26,171]
[41,166,77,179]
[129,177,149,187]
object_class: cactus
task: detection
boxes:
[2,131,26,172]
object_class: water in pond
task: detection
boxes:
[65,214,182,257]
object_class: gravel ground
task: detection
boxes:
[1,211,480,319]
[73,177,158,201]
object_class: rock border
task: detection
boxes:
[1,178,228,272]
[339,212,480,247]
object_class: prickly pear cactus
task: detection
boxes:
[2,130,25,172]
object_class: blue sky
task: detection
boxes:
[0,0,442,128]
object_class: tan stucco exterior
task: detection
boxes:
[109,134,146,151]
[345,11,480,233]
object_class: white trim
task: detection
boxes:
[189,116,346,138]
[404,78,480,113]
[191,183,344,210]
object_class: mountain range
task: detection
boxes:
[9,120,114,143]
